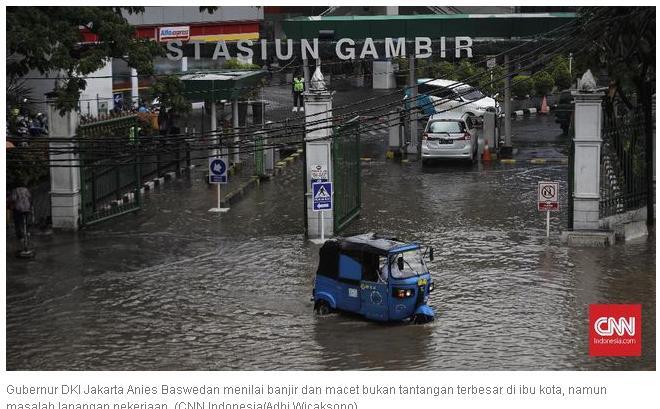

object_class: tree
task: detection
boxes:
[532,70,555,96]
[577,6,655,224]
[7,7,217,114]
[549,55,573,90]
[511,75,533,98]
[150,75,192,115]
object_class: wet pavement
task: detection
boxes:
[6,95,655,370]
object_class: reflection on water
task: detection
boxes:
[6,149,655,370]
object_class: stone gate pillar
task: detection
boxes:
[48,98,81,230]
[304,66,334,241]
[572,71,605,230]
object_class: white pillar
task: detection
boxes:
[572,90,605,230]
[304,89,334,240]
[48,101,81,230]
[181,56,188,72]
[130,68,139,109]
[232,99,240,164]
[372,60,395,89]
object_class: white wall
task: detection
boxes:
[79,60,114,117]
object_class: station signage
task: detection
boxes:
[165,36,473,61]
[159,26,190,42]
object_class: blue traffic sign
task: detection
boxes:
[312,182,333,211]
[209,158,228,184]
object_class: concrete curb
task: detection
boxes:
[273,148,304,176]
[499,158,568,165]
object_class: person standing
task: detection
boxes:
[9,184,32,241]
[292,74,305,112]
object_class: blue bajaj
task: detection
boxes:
[312,234,435,324]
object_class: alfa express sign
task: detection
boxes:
[159,26,190,42]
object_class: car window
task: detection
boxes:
[437,87,456,99]
[418,83,438,95]
[428,121,465,133]
[458,86,485,101]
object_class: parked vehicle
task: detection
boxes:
[405,79,499,118]
[312,233,435,324]
[421,113,478,163]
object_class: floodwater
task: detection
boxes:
[6,115,655,370]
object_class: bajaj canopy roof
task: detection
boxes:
[338,233,420,255]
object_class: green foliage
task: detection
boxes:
[7,141,50,187]
[553,68,573,90]
[577,7,655,91]
[222,59,261,70]
[7,7,167,113]
[427,61,458,81]
[150,75,191,114]
[548,55,573,90]
[511,75,533,98]
[532,70,555,96]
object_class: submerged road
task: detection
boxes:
[6,112,655,370]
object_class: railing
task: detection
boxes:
[77,115,190,226]
[599,111,648,218]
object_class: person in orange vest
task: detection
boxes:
[292,74,305,112]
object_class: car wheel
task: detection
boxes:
[315,300,332,315]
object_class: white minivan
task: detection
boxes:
[421,113,478,164]
[408,78,499,117]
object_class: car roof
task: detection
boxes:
[336,233,420,256]
[429,112,467,121]
[417,78,470,88]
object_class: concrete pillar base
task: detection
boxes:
[560,230,615,247]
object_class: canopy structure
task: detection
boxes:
[283,13,577,40]
[180,70,268,101]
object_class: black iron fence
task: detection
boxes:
[599,111,648,218]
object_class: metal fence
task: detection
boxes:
[333,117,362,233]
[78,114,189,226]
[599,111,648,218]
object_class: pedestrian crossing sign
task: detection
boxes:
[312,182,333,211]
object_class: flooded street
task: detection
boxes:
[6,115,655,371]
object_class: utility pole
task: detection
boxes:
[504,53,512,148]
[408,54,418,157]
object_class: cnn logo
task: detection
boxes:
[589,304,641,357]
[594,316,635,336]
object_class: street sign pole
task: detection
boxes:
[538,181,559,238]
[320,210,325,242]
[209,157,230,213]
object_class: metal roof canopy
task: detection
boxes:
[283,13,576,40]
[180,70,267,101]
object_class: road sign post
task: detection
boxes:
[538,181,559,237]
[312,182,333,242]
[209,157,229,213]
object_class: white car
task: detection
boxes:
[411,78,499,117]
[421,113,478,164]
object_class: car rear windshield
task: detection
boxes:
[428,121,465,134]
[459,87,485,101]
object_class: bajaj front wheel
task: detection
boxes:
[315,300,332,315]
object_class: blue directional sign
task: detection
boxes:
[312,182,333,211]
[209,158,228,184]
